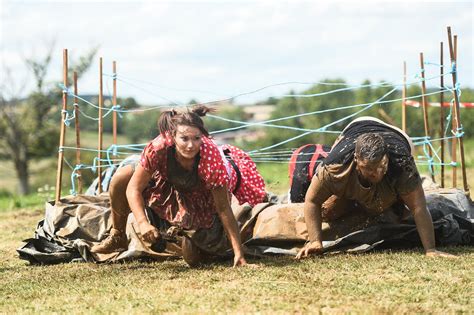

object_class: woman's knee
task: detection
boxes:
[110,165,134,196]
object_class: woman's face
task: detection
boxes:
[173,125,203,160]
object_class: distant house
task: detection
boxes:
[241,104,275,122]
[212,104,275,145]
[212,129,267,145]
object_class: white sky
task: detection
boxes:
[1,0,473,106]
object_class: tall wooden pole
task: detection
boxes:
[98,57,103,194]
[447,28,468,193]
[55,49,68,203]
[112,61,117,152]
[451,34,459,188]
[73,71,82,194]
[419,52,435,182]
[439,42,445,188]
[402,61,407,132]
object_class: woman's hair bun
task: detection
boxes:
[191,104,215,117]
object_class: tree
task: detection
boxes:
[0,46,98,195]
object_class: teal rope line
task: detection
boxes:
[423,142,437,175]
[415,161,458,166]
[60,82,450,139]
[209,88,450,135]
[412,133,463,146]
[115,78,182,107]
[248,149,295,156]
[454,126,464,138]
[106,145,115,168]
[104,73,228,98]
[70,164,84,195]
[281,72,452,98]
[248,87,397,153]
[106,70,452,105]
[209,114,341,134]
[59,84,124,119]
[103,143,145,167]
[444,99,455,136]
[61,109,76,126]
[59,146,141,155]
[63,157,75,171]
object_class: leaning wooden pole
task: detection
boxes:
[419,52,435,182]
[97,57,104,194]
[55,49,68,203]
[451,35,458,187]
[112,61,118,153]
[73,71,82,194]
[439,43,445,188]
[402,61,407,132]
[447,28,468,193]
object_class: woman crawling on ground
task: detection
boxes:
[91,105,266,267]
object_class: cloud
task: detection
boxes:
[1,0,472,104]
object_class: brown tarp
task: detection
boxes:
[20,194,181,263]
[18,187,474,264]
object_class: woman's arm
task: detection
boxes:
[126,164,160,243]
[211,185,247,267]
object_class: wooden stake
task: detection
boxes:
[451,34,458,187]
[447,28,469,193]
[73,71,82,194]
[55,49,68,203]
[112,61,117,152]
[439,42,445,188]
[402,61,407,132]
[419,52,435,182]
[98,57,103,194]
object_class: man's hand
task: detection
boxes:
[295,241,324,259]
[426,249,458,258]
[138,221,160,243]
[233,254,259,268]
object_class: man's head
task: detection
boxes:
[354,133,388,184]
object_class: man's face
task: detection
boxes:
[355,154,389,184]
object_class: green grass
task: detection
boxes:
[0,131,132,195]
[0,206,472,313]
[0,193,45,213]
[255,162,289,195]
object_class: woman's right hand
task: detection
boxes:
[138,221,160,243]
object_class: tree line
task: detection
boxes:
[1,49,473,195]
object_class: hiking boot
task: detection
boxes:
[182,237,204,267]
[91,228,128,253]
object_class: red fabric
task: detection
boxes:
[220,144,266,206]
[288,144,312,187]
[309,144,328,179]
[139,135,265,229]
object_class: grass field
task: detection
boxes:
[1,205,473,313]
[1,133,474,313]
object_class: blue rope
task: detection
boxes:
[69,164,85,195]
[209,89,450,135]
[248,87,397,153]
[61,109,75,126]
